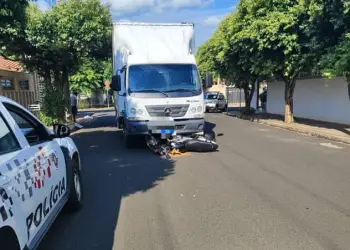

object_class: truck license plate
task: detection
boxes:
[160,129,176,139]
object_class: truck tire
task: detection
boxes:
[65,157,83,212]
[123,126,134,149]
[117,116,123,129]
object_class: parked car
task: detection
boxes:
[204,91,228,112]
[0,95,83,250]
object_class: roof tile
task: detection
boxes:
[0,57,24,72]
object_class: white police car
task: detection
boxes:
[0,96,83,250]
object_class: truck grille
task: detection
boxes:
[145,104,189,117]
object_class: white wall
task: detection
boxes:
[267,77,350,124]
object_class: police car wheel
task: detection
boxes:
[65,159,83,212]
[0,228,20,250]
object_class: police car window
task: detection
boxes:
[0,114,21,155]
[4,104,48,146]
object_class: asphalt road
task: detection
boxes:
[38,111,350,250]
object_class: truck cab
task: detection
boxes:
[111,22,212,148]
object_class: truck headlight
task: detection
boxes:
[130,108,144,116]
[130,108,137,115]
[197,106,203,112]
[191,107,197,113]
[137,109,143,115]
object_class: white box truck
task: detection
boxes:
[110,22,213,148]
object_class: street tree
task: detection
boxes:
[317,1,350,85]
[321,35,350,86]
[197,12,260,111]
[232,0,320,123]
[4,0,112,124]
[196,38,220,81]
[0,0,28,59]
[214,13,259,112]
[70,58,112,96]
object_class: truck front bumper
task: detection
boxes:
[125,118,205,135]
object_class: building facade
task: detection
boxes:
[0,57,40,108]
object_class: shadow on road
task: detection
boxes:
[38,114,175,250]
[204,121,216,134]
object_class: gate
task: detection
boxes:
[226,86,246,107]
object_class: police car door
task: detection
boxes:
[1,102,67,248]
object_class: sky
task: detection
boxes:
[36,0,238,48]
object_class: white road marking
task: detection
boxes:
[264,134,299,142]
[258,128,269,132]
[319,142,343,149]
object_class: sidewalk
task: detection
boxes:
[227,110,350,144]
[78,107,114,112]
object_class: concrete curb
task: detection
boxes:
[49,113,96,134]
[227,112,350,145]
[71,113,96,133]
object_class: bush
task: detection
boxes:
[78,98,91,109]
[39,81,66,126]
[39,112,60,126]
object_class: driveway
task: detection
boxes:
[39,111,350,250]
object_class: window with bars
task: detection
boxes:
[19,80,30,90]
[1,79,14,90]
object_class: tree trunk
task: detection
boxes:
[284,78,296,124]
[345,72,350,100]
[62,67,70,116]
[243,81,255,112]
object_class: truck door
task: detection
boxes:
[1,102,67,248]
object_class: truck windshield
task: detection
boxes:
[128,64,202,97]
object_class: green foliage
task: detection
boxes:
[77,98,91,109]
[39,81,66,126]
[196,12,258,108]
[70,58,112,96]
[2,0,112,122]
[196,39,219,80]
[317,1,350,82]
[103,59,113,83]
[321,34,350,80]
[0,0,28,58]
[197,0,350,123]
[232,0,316,79]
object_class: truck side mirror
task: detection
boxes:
[205,73,213,89]
[111,75,121,91]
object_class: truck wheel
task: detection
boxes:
[117,116,123,129]
[123,127,135,149]
[65,157,83,212]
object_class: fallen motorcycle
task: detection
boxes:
[145,132,219,158]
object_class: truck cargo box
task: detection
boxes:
[112,22,196,65]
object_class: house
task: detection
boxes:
[0,57,40,108]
